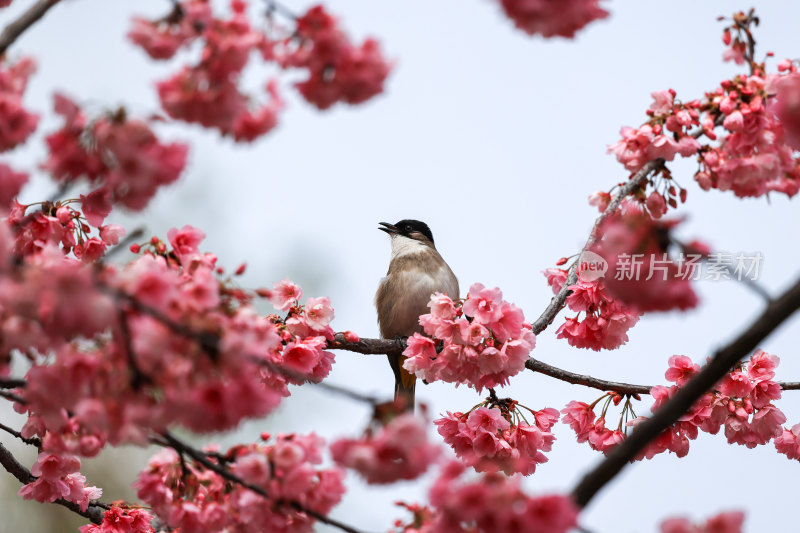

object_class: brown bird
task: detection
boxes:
[375,220,459,411]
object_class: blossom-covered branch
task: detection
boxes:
[0,442,106,524]
[572,272,800,508]
[154,431,365,533]
[529,159,665,336]
[0,0,61,55]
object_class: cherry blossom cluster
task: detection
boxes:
[277,5,393,110]
[607,13,800,201]
[435,395,559,476]
[390,501,433,533]
[0,56,38,152]
[0,162,27,214]
[400,461,578,533]
[331,411,440,484]
[18,452,102,512]
[495,0,608,38]
[3,222,339,461]
[79,505,155,533]
[8,198,125,261]
[402,284,535,391]
[637,351,785,459]
[591,203,699,313]
[543,266,640,351]
[660,510,744,533]
[561,393,630,455]
[135,433,345,533]
[694,63,800,198]
[608,88,702,174]
[43,94,188,217]
[129,1,391,140]
[562,351,786,459]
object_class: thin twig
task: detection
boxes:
[0,421,41,447]
[524,358,651,395]
[0,441,106,524]
[103,227,145,262]
[572,272,800,508]
[0,0,61,56]
[328,333,404,356]
[263,0,297,20]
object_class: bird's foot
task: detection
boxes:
[392,335,408,349]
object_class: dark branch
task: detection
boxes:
[328,333,404,356]
[524,358,651,395]
[0,421,41,447]
[0,389,26,403]
[328,336,800,395]
[0,441,105,524]
[0,0,61,56]
[572,272,800,508]
[0,377,26,389]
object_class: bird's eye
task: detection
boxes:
[405,226,413,233]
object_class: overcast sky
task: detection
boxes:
[3,0,800,531]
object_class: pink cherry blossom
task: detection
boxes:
[403,286,533,391]
[331,413,440,483]
[436,404,558,476]
[497,0,608,38]
[661,510,745,533]
[461,283,504,323]
[665,355,700,386]
[287,6,392,110]
[135,434,344,533]
[424,461,578,533]
[775,422,800,461]
[304,297,335,330]
[0,163,27,210]
[270,278,303,311]
[588,191,611,212]
[544,268,640,351]
[79,505,155,533]
[0,56,39,152]
[19,452,101,511]
[592,211,699,313]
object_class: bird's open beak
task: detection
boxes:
[378,222,399,235]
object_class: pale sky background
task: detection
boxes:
[2,0,800,531]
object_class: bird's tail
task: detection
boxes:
[389,354,416,412]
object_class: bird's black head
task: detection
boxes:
[378,219,435,244]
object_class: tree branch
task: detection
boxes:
[328,335,800,394]
[0,377,26,389]
[571,272,800,508]
[0,421,40,447]
[328,333,404,356]
[524,358,651,395]
[0,0,61,56]
[0,441,105,524]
